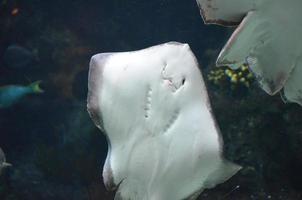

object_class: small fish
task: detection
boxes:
[3,45,36,70]
[0,81,44,108]
[0,147,12,175]
[11,8,19,16]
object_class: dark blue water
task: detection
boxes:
[0,0,302,199]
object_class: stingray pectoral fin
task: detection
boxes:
[283,63,302,106]
[196,0,253,26]
[216,12,258,69]
[219,9,298,95]
[245,18,300,95]
[204,160,241,189]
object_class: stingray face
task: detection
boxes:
[87,42,240,200]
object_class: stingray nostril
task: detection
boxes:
[181,77,186,85]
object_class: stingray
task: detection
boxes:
[196,0,302,105]
[87,42,240,200]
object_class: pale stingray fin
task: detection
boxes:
[205,0,302,101]
[245,13,300,95]
[204,160,241,190]
[216,12,258,69]
[219,7,300,95]
[283,61,302,106]
[196,0,254,26]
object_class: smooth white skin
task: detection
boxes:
[87,42,240,200]
[196,0,302,105]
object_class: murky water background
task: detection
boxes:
[1,0,302,199]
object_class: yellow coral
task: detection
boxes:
[207,64,254,89]
[231,76,238,83]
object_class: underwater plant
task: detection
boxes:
[196,0,302,105]
[87,42,240,200]
[207,64,254,89]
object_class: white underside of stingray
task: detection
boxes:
[196,0,302,105]
[87,42,240,200]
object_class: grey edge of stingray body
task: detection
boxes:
[196,0,302,105]
[0,147,11,175]
[87,42,241,200]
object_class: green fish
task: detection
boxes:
[0,81,44,108]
